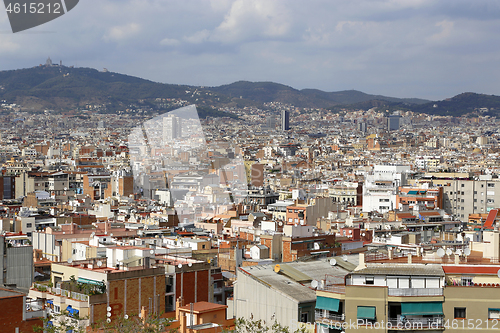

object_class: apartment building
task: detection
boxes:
[29,257,165,327]
[443,178,500,221]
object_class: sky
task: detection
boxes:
[1,0,500,101]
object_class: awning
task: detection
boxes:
[66,305,79,317]
[407,190,418,195]
[316,296,340,312]
[46,300,53,305]
[357,306,376,319]
[419,191,427,195]
[401,302,443,316]
[77,277,102,285]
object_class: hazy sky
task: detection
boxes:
[1,0,500,100]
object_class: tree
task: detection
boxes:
[223,318,307,333]
[92,312,177,333]
[34,311,87,333]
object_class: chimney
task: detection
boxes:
[388,248,393,260]
[355,253,366,271]
[175,296,185,320]
[408,253,412,264]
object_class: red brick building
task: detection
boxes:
[0,288,43,333]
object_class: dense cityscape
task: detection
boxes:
[0,58,499,333]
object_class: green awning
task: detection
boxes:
[77,277,102,285]
[419,191,427,195]
[407,190,418,195]
[316,296,339,312]
[401,302,443,316]
[357,306,376,319]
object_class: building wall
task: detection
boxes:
[0,294,43,333]
[6,245,33,289]
[344,285,387,332]
[444,286,500,332]
[175,269,210,306]
[444,180,500,221]
[235,268,300,326]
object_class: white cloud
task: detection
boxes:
[103,22,141,42]
[184,29,211,44]
[160,38,180,46]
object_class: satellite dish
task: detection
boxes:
[342,255,348,261]
[188,262,193,267]
[274,264,281,273]
[107,306,111,312]
[107,318,111,323]
[497,269,500,279]
[67,258,73,264]
[207,259,211,264]
[97,261,102,267]
[446,248,453,256]
[278,222,283,226]
[91,232,95,237]
[456,249,463,256]
[124,314,129,320]
[178,264,182,269]
[263,217,266,221]
[464,248,471,256]
[311,280,319,288]
[64,187,67,191]
[150,249,155,255]
[437,248,445,257]
[330,258,337,266]
[107,312,111,317]
[362,233,366,237]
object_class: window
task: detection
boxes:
[365,276,374,285]
[461,276,473,286]
[454,307,466,319]
[488,183,495,188]
[26,223,32,228]
[489,309,500,319]
[461,184,465,188]
[300,312,308,323]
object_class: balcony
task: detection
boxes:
[322,285,345,294]
[315,310,344,322]
[388,288,443,297]
[388,316,443,329]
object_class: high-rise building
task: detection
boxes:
[281,110,290,131]
[163,114,180,142]
[266,116,276,130]
[387,115,401,131]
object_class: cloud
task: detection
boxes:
[103,22,141,42]
[428,20,454,43]
[160,38,180,46]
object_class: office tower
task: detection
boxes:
[281,110,290,131]
[266,116,276,129]
[358,122,367,133]
[387,115,401,131]
[163,114,179,142]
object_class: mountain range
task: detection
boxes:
[0,65,499,117]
